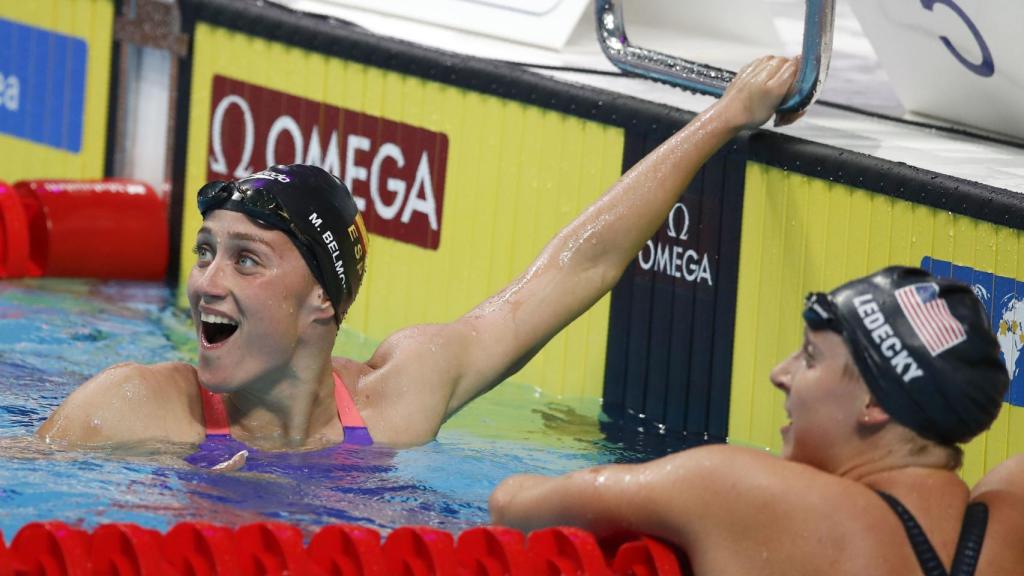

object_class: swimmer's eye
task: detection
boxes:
[236,252,261,270]
[193,244,214,264]
[801,343,816,367]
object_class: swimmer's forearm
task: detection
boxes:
[447,58,796,415]
[489,472,600,533]
[546,57,795,286]
[490,466,657,536]
[546,100,742,284]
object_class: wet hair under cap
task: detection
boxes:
[197,164,368,324]
[803,266,1008,445]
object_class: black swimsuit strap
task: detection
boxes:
[875,490,949,576]
[875,491,989,576]
[949,502,988,576]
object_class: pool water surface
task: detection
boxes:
[0,279,690,537]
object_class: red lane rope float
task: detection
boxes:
[456,526,530,576]
[9,522,91,576]
[382,526,458,575]
[610,535,686,576]
[90,523,168,575]
[307,524,386,575]
[0,521,691,575]
[0,530,15,576]
[527,527,612,576]
[162,522,240,576]
[0,179,169,281]
[235,522,320,575]
[0,182,31,278]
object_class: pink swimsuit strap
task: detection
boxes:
[199,371,371,445]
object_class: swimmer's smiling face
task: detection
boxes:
[770,327,872,471]
[187,210,323,392]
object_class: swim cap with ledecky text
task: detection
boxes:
[803,266,1008,445]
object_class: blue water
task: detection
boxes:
[0,279,685,538]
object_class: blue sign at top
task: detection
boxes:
[922,257,1024,408]
[0,18,88,153]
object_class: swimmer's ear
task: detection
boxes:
[307,288,335,322]
[861,396,892,427]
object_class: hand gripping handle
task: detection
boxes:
[595,0,835,114]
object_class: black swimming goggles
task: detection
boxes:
[196,180,328,289]
[803,292,843,334]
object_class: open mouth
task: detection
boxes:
[201,312,239,346]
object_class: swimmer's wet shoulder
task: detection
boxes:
[340,322,475,447]
[37,361,205,446]
[969,455,1024,573]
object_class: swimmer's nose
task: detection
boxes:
[769,354,793,393]
[193,257,230,301]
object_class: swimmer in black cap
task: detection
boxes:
[39,56,801,460]
[492,266,1023,575]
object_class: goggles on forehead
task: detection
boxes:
[198,180,289,227]
[803,292,843,333]
[196,180,329,293]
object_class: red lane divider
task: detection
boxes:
[528,527,612,576]
[9,522,92,576]
[610,535,685,576]
[0,530,13,576]
[0,521,691,575]
[90,523,168,575]
[162,522,239,576]
[236,522,320,576]
[457,526,529,576]
[0,179,169,281]
[308,524,386,576]
[382,527,458,575]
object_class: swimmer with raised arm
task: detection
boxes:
[38,57,801,463]
[490,268,1024,575]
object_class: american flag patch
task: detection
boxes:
[895,283,967,356]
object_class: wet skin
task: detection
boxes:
[770,328,884,473]
[490,333,1023,574]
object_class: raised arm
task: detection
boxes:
[440,56,800,412]
[357,56,799,445]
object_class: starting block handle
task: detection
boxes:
[595,0,835,114]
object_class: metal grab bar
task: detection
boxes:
[595,0,835,115]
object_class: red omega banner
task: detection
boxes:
[207,76,449,249]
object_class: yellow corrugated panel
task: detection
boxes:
[732,162,1024,484]
[0,0,113,180]
[178,24,624,400]
[730,162,767,443]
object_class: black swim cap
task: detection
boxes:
[803,266,1008,445]
[197,164,368,323]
